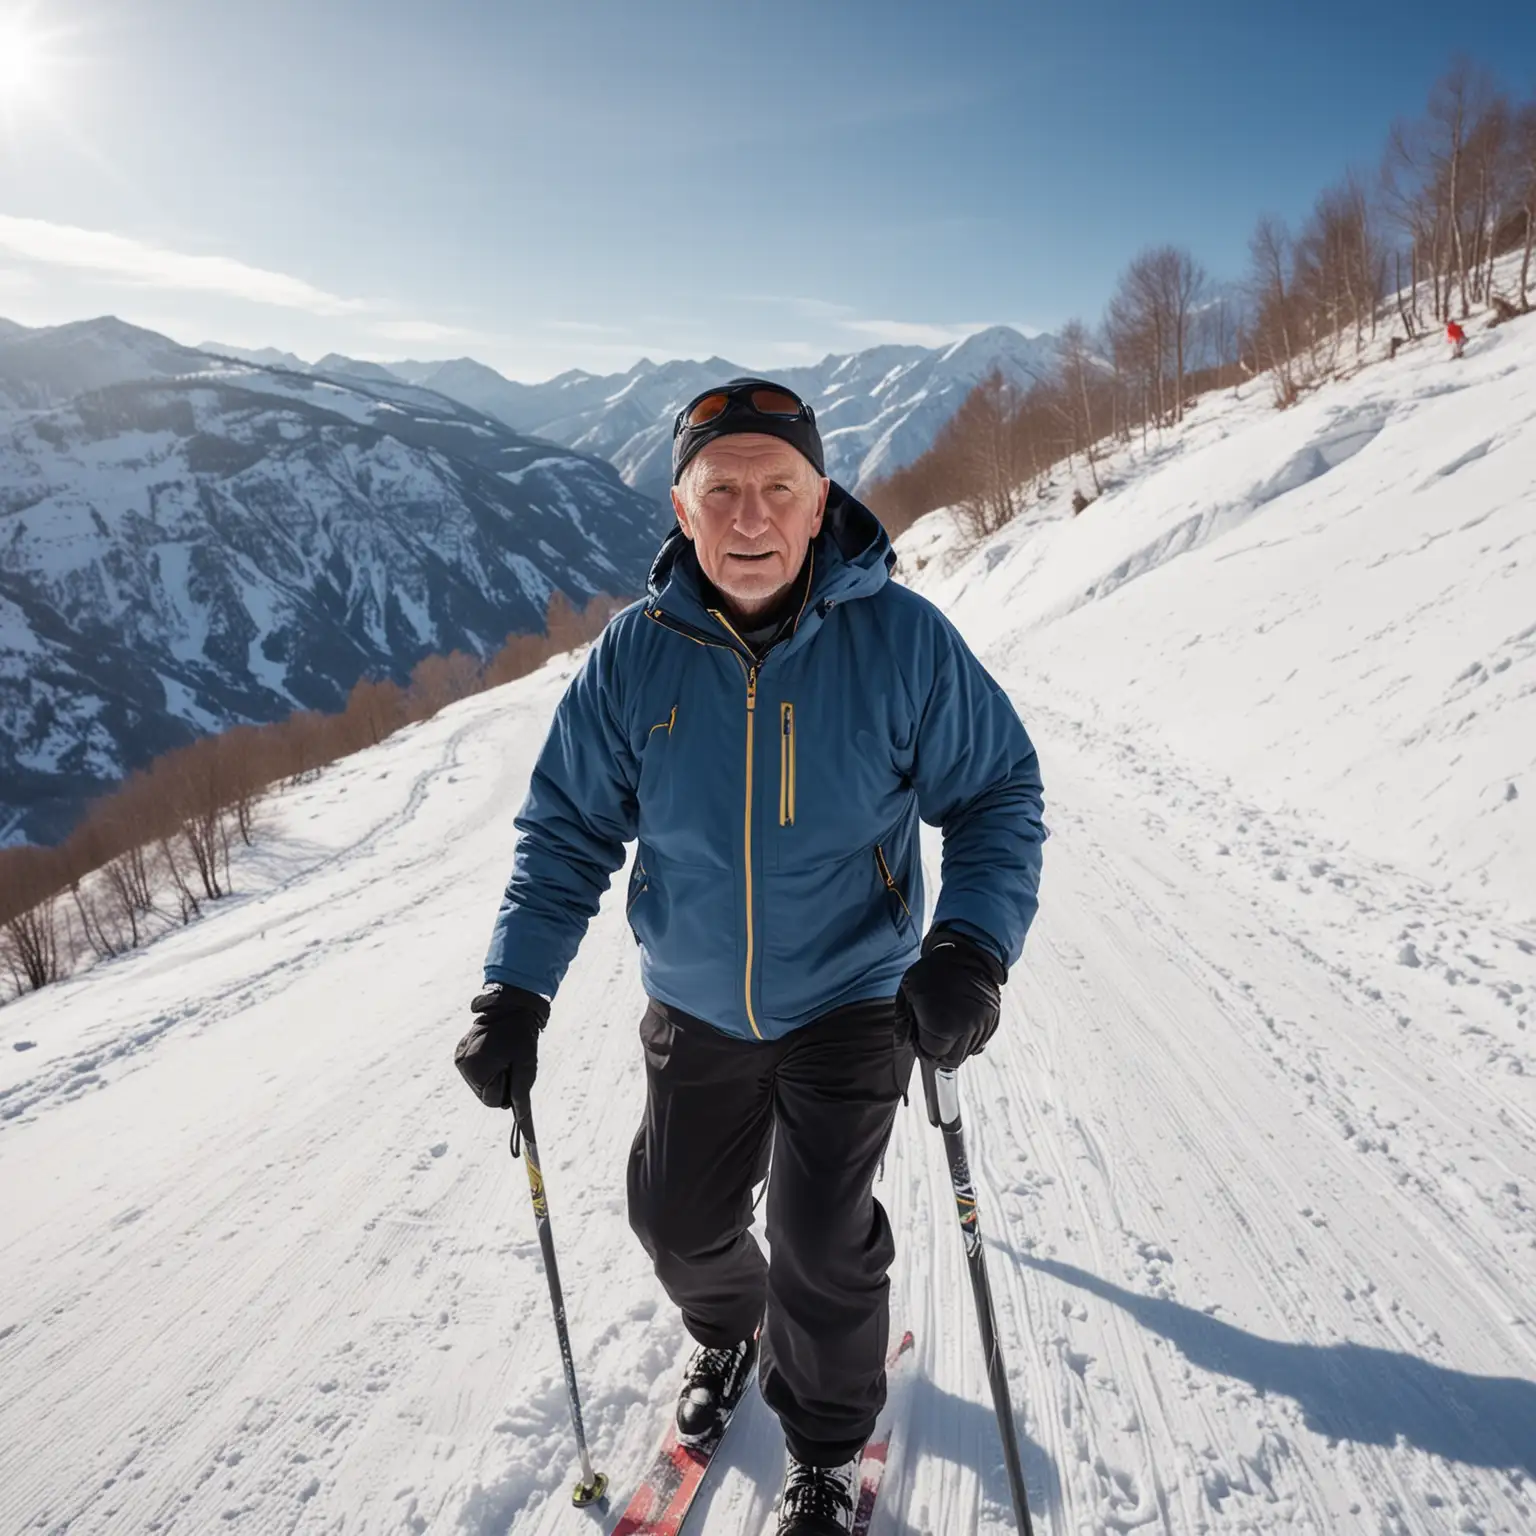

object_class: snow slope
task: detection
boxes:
[902,314,1536,923]
[2,318,1534,1535]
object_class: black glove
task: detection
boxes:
[454,983,550,1109]
[894,927,1007,1070]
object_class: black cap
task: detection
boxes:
[671,377,825,485]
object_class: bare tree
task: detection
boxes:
[545,592,590,653]
[1106,263,1166,429]
[407,651,484,720]
[1106,246,1208,428]
[1247,216,1303,405]
[268,710,342,785]
[1199,287,1247,394]
[341,677,406,750]
[1435,61,1483,313]
[484,632,555,689]
[1163,246,1209,421]
[1515,101,1536,309]
[1383,61,1520,325]
[946,371,1032,545]
[147,742,231,902]
[1294,173,1385,372]
[1053,320,1105,495]
[0,847,67,993]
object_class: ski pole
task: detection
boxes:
[509,1094,608,1509]
[920,1060,1035,1535]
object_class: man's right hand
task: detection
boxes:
[454,983,550,1108]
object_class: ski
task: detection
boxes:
[614,1330,913,1536]
[608,1388,753,1536]
[851,1330,916,1536]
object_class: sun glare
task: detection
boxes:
[0,15,52,106]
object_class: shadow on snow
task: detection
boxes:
[1023,1254,1536,1478]
[898,1372,1062,1533]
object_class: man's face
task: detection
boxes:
[672,435,829,619]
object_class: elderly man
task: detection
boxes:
[456,378,1045,1535]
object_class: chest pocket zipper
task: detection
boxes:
[779,703,796,827]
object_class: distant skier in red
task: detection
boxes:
[1446,319,1467,360]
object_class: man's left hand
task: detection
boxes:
[454,983,549,1108]
[895,928,1006,1070]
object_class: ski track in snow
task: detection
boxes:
[2,661,1531,1535]
[4,322,1536,1534]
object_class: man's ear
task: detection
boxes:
[810,476,830,536]
[671,483,694,539]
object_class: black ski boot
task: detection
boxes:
[676,1335,757,1447]
[774,1451,860,1534]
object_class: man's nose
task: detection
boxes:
[734,490,770,534]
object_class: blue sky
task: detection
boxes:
[1,0,1533,380]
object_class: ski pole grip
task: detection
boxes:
[509,1090,535,1159]
[920,1060,963,1130]
[921,1059,942,1126]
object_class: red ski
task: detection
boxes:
[851,1330,917,1536]
[608,1395,748,1536]
[612,1332,915,1536]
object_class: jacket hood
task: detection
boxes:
[646,481,894,632]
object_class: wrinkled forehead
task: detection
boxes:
[685,433,814,482]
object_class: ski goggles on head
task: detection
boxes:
[675,382,812,432]
[671,377,826,483]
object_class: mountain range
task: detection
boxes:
[207,325,1062,499]
[0,318,665,843]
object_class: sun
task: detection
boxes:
[0,14,53,106]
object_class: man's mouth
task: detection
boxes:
[727,551,775,562]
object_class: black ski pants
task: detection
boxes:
[627,995,916,1466]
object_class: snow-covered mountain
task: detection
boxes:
[393,330,1060,497]
[0,319,668,843]
[197,341,310,373]
[3,300,1532,1535]
[307,328,1061,498]
[1,316,227,412]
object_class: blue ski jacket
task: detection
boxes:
[484,485,1045,1041]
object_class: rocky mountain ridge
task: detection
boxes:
[212,326,1062,498]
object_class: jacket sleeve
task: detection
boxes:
[908,603,1045,970]
[483,625,639,996]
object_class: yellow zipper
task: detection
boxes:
[743,664,758,1034]
[779,703,795,826]
[708,610,763,1040]
[876,844,913,925]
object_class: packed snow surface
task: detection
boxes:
[2,317,1534,1535]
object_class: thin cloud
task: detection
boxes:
[744,301,1044,348]
[837,317,1003,348]
[752,340,831,365]
[544,319,628,335]
[368,318,480,344]
[744,296,859,322]
[0,215,368,316]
